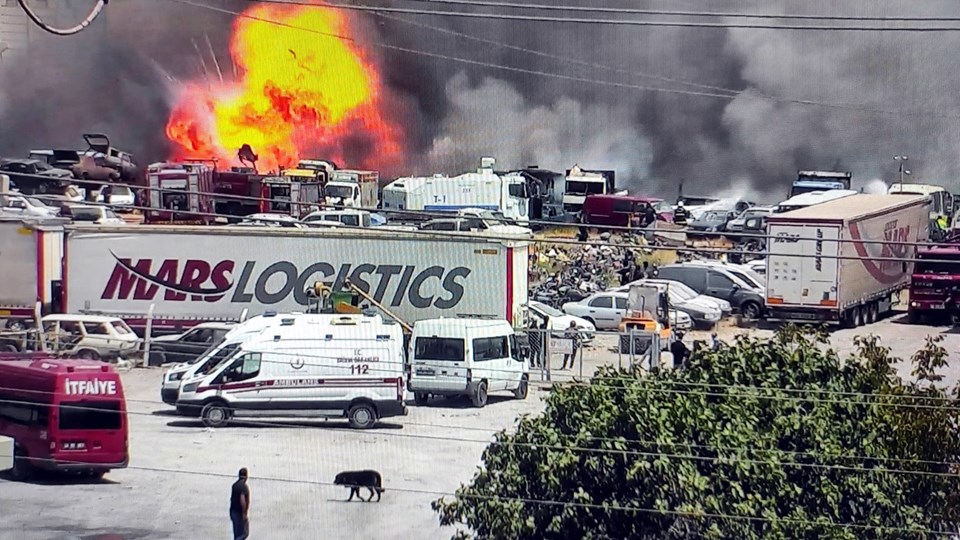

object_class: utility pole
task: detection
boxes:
[894,155,911,184]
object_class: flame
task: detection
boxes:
[165,4,403,173]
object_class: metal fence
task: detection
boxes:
[520,327,665,383]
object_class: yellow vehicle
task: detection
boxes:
[618,284,674,354]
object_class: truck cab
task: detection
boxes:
[260,174,321,218]
[145,162,214,223]
[789,170,852,198]
[562,165,615,214]
[908,245,960,323]
[325,170,379,209]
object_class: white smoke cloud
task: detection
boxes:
[426,73,653,188]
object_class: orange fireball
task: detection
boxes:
[166,4,403,173]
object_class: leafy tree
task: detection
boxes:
[433,327,960,539]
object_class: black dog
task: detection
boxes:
[334,470,384,502]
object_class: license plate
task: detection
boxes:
[416,368,436,376]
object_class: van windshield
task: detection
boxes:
[196,341,241,374]
[415,337,465,362]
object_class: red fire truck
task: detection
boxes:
[144,161,215,223]
[259,173,322,218]
[908,243,960,323]
[0,357,129,480]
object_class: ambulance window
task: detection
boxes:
[226,353,261,381]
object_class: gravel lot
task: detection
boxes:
[3,311,959,540]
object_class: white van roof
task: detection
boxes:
[224,312,382,340]
[242,316,403,346]
[412,318,513,334]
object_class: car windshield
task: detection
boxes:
[112,186,131,196]
[35,162,52,171]
[69,207,102,221]
[700,211,727,220]
[532,302,563,317]
[662,283,696,301]
[26,198,50,208]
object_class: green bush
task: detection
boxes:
[434,327,960,539]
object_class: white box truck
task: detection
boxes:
[63,224,529,330]
[381,158,529,223]
[0,219,63,328]
[765,194,930,326]
[325,169,379,209]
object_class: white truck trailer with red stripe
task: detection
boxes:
[0,219,63,325]
[62,225,529,330]
[764,194,929,326]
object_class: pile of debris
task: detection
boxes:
[529,232,676,308]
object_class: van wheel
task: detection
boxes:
[75,349,100,361]
[413,392,429,406]
[513,375,529,399]
[200,402,232,428]
[471,381,488,408]
[9,443,33,481]
[347,403,378,429]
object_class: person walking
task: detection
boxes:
[670,332,690,369]
[230,468,250,540]
[528,318,544,369]
[561,321,580,370]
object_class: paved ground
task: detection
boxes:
[3,311,959,540]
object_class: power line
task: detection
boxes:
[244,0,960,32]
[2,397,957,481]
[395,0,960,23]
[2,453,953,535]
[173,0,960,120]
[17,0,108,37]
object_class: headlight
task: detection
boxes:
[181,382,199,393]
[168,372,184,382]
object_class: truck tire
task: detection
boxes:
[908,310,921,324]
[347,402,378,429]
[513,375,529,399]
[471,381,489,408]
[9,443,33,481]
[200,402,232,428]
[866,302,878,325]
[413,392,429,406]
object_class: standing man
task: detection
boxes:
[561,321,580,370]
[230,468,250,540]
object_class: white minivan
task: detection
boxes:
[408,319,528,408]
[176,314,406,429]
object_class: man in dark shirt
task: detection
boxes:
[230,468,250,540]
[670,332,690,369]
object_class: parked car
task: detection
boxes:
[1,159,72,194]
[527,301,596,342]
[72,152,122,181]
[641,278,732,316]
[0,159,73,179]
[726,206,774,233]
[28,149,81,170]
[60,204,126,225]
[611,281,723,329]
[657,263,766,319]
[40,314,139,360]
[745,259,766,276]
[685,260,766,289]
[687,209,738,236]
[98,184,136,208]
[235,213,306,228]
[303,209,372,227]
[420,217,484,231]
[148,322,235,366]
[580,194,663,227]
[561,291,692,331]
[0,193,58,218]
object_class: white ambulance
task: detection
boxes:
[161,312,371,406]
[176,314,406,429]
[408,319,528,408]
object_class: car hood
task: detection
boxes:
[153,334,185,343]
[547,314,596,332]
[678,298,722,314]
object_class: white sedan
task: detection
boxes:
[527,301,596,341]
[562,291,692,331]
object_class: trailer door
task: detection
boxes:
[767,223,840,307]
